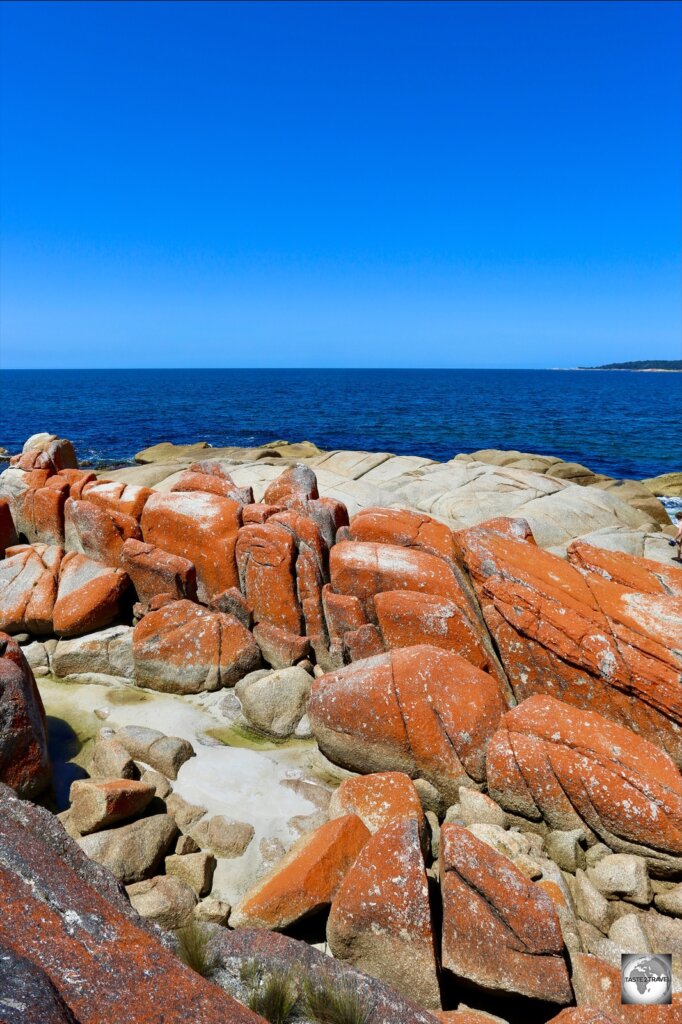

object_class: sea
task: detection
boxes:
[1,369,680,485]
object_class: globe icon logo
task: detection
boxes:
[621,954,672,1005]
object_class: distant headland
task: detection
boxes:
[576,359,682,372]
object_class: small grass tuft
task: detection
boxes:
[241,960,300,1024]
[302,975,373,1024]
[174,918,219,978]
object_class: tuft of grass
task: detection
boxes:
[174,918,219,978]
[302,976,373,1024]
[241,960,300,1024]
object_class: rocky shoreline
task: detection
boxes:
[1,431,681,1022]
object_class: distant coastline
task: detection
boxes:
[571,359,682,372]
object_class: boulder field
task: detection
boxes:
[0,431,681,1023]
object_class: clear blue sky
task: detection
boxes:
[1,0,680,369]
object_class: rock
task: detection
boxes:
[328,771,428,851]
[440,822,572,1004]
[0,543,61,634]
[252,620,311,668]
[141,490,242,602]
[458,521,682,764]
[89,736,137,780]
[166,792,207,830]
[348,506,458,565]
[165,851,216,897]
[64,497,141,566]
[486,695,682,876]
[374,590,494,671]
[457,788,508,828]
[22,639,50,676]
[655,883,682,916]
[126,874,198,929]
[77,813,178,883]
[567,540,682,597]
[52,625,134,678]
[114,725,194,779]
[80,479,152,520]
[571,952,681,1021]
[14,433,78,472]
[0,497,18,555]
[0,943,79,1024]
[588,854,652,906]
[642,472,682,497]
[7,473,68,546]
[195,896,231,925]
[213,927,442,1024]
[236,521,303,634]
[175,832,200,854]
[190,815,255,858]
[263,464,319,509]
[171,468,252,504]
[463,822,544,878]
[546,1012,616,1024]
[209,585,252,627]
[52,551,130,637]
[235,665,312,737]
[231,814,370,929]
[309,645,507,804]
[327,817,441,1010]
[344,622,384,660]
[329,541,468,620]
[573,869,612,933]
[120,536,197,605]
[69,778,155,834]
[0,784,262,1023]
[0,634,50,798]
[546,830,587,873]
[242,501,284,524]
[133,599,260,694]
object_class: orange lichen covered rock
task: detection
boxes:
[252,621,310,668]
[547,1011,617,1024]
[133,599,260,693]
[12,475,68,545]
[327,818,440,1011]
[328,770,427,840]
[120,537,197,605]
[57,468,97,499]
[65,497,141,566]
[0,543,62,634]
[440,822,571,1004]
[458,520,682,764]
[270,510,329,654]
[141,490,242,602]
[322,584,368,663]
[567,539,682,596]
[309,645,507,804]
[69,778,155,834]
[330,541,469,622]
[349,506,458,566]
[231,814,370,930]
[374,590,492,669]
[236,522,303,634]
[263,464,319,510]
[344,623,385,661]
[171,469,253,505]
[486,695,682,876]
[242,502,284,524]
[0,786,266,1024]
[82,479,153,520]
[52,552,130,637]
[0,635,50,798]
[10,434,78,473]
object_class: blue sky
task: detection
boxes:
[1,0,680,369]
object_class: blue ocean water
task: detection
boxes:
[1,368,680,480]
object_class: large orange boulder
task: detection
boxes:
[141,490,242,602]
[328,770,428,843]
[330,541,469,621]
[374,590,493,670]
[133,598,260,693]
[0,543,62,634]
[82,479,153,520]
[231,814,370,930]
[65,496,141,566]
[308,645,508,804]
[567,539,682,596]
[0,635,50,798]
[270,510,329,656]
[10,433,78,473]
[458,520,682,764]
[236,521,303,634]
[440,822,571,1004]
[349,506,458,566]
[263,464,319,509]
[12,474,68,545]
[52,552,130,637]
[171,469,253,505]
[120,537,197,605]
[0,784,266,1024]
[486,695,682,876]
[327,817,440,1010]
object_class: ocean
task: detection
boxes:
[1,368,680,481]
